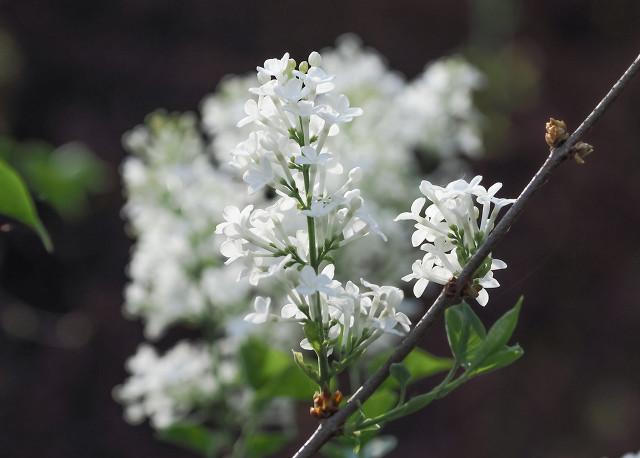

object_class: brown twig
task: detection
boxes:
[292,52,640,458]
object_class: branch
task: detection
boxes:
[292,52,640,458]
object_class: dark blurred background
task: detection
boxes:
[1,0,639,457]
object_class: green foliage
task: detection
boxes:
[403,347,454,380]
[258,365,317,401]
[445,302,487,367]
[469,297,522,369]
[0,137,107,220]
[352,298,524,433]
[369,347,453,389]
[239,337,290,389]
[157,422,229,458]
[303,320,324,353]
[361,389,397,418]
[240,338,317,402]
[293,350,322,386]
[389,363,411,387]
[469,344,524,377]
[0,159,52,251]
[446,298,523,372]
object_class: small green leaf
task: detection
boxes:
[239,338,290,389]
[470,344,524,377]
[361,389,397,418]
[470,296,522,368]
[157,422,228,457]
[292,350,322,386]
[258,364,316,400]
[445,302,486,365]
[245,432,289,458]
[0,159,52,251]
[376,390,438,424]
[303,320,323,353]
[368,348,452,388]
[403,348,454,381]
[389,363,411,387]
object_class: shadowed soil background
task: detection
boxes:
[1,1,639,457]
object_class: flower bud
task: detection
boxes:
[344,189,363,211]
[298,61,309,73]
[286,58,297,73]
[545,118,569,147]
[571,141,594,165]
[308,51,322,67]
[348,166,363,184]
[309,389,342,418]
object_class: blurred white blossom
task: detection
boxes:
[113,341,220,429]
[122,112,250,338]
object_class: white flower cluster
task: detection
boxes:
[118,36,488,438]
[216,50,412,353]
[122,112,250,338]
[113,341,220,429]
[394,57,484,158]
[397,176,514,305]
[202,35,485,286]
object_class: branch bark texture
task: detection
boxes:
[293,52,640,458]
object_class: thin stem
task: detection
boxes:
[304,164,331,389]
[292,51,640,458]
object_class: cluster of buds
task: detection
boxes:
[545,117,569,148]
[545,117,594,164]
[570,141,594,165]
[310,389,343,418]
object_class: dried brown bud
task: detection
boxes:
[570,141,594,165]
[309,390,343,419]
[545,118,569,148]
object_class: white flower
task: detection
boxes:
[295,66,335,94]
[397,176,513,306]
[257,52,290,82]
[243,156,274,194]
[114,341,218,429]
[316,93,363,124]
[296,145,331,166]
[296,265,340,297]
[244,296,273,324]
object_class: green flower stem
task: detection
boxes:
[355,364,462,431]
[304,166,331,390]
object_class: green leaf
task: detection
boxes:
[403,347,454,381]
[370,390,438,425]
[157,422,228,457]
[20,142,107,220]
[292,350,322,386]
[470,344,524,377]
[0,159,52,251]
[361,389,397,418]
[445,302,486,366]
[303,320,323,353]
[0,138,107,221]
[470,296,522,368]
[245,432,289,458]
[368,348,452,388]
[239,338,290,389]
[389,363,411,387]
[258,365,316,400]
